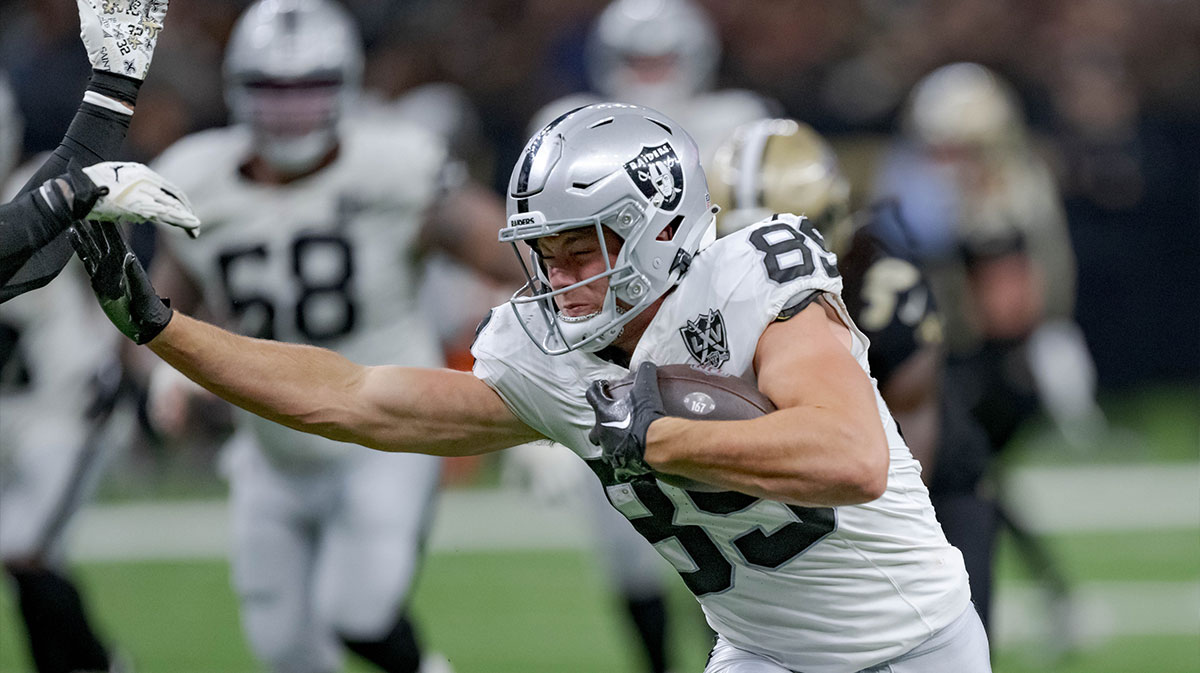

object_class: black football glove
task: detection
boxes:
[586,361,665,481]
[68,219,172,345]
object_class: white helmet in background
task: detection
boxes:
[0,74,22,184]
[224,0,364,174]
[905,62,1025,152]
[709,118,852,249]
[499,103,716,355]
[586,0,720,111]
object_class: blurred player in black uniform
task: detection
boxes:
[709,118,999,630]
[0,2,199,305]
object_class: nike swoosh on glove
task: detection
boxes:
[586,361,665,481]
[82,161,200,238]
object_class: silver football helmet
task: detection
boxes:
[499,103,716,355]
[586,0,720,111]
[709,118,852,251]
[223,0,363,174]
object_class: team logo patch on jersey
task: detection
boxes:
[624,143,683,211]
[680,309,730,368]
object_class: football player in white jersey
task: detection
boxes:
[142,2,513,672]
[74,103,991,673]
[529,0,776,173]
[519,3,775,666]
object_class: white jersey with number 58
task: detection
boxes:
[154,121,448,465]
[473,214,970,673]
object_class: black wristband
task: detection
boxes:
[64,160,108,220]
[87,70,143,108]
[24,188,74,242]
[37,179,73,221]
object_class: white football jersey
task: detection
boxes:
[154,121,448,465]
[473,215,970,673]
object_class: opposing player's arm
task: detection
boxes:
[644,296,889,506]
[150,314,542,455]
[419,180,525,286]
[1,0,172,298]
[879,345,941,482]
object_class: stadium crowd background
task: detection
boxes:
[0,1,1197,672]
[3,0,1197,391]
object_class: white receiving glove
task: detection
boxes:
[77,0,169,80]
[83,161,200,237]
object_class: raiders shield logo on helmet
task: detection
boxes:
[680,309,730,368]
[624,142,684,211]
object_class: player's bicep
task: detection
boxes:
[356,365,544,456]
[753,296,869,413]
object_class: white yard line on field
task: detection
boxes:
[59,463,1200,644]
[1000,463,1200,532]
[993,580,1200,646]
[68,462,1198,561]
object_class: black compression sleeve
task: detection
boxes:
[0,192,74,301]
[12,70,136,199]
[0,70,135,300]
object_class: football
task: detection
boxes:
[608,364,777,491]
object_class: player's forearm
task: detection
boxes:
[1,73,138,298]
[148,313,540,456]
[352,366,544,456]
[645,407,889,506]
[15,72,137,198]
[0,192,72,288]
[148,312,372,444]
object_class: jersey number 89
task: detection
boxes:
[749,220,839,284]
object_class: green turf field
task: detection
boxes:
[2,530,1196,673]
[1,385,1196,672]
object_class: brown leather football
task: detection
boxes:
[608,364,777,491]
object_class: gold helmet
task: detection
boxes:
[904,62,1024,152]
[709,118,852,252]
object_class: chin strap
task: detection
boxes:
[669,248,693,277]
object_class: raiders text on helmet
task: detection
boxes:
[499,103,715,355]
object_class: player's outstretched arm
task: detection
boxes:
[1,0,174,298]
[70,220,542,456]
[641,297,890,506]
